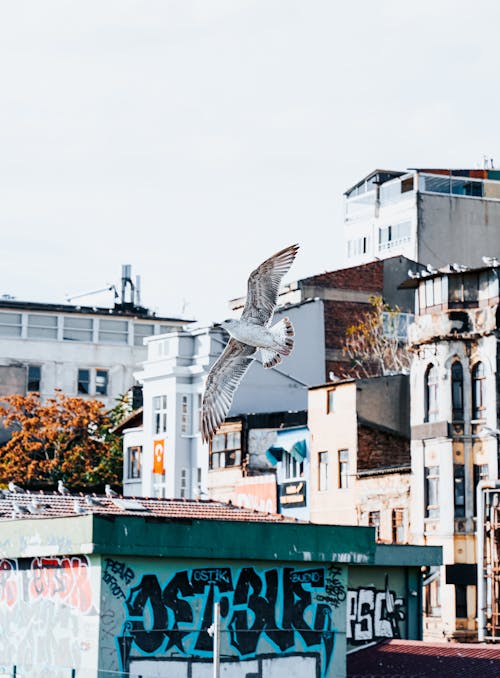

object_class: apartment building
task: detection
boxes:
[308,375,411,542]
[344,168,500,270]
[404,260,500,641]
[0,267,190,409]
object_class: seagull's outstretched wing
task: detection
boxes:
[242,243,299,326]
[202,338,256,443]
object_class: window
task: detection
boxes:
[338,449,349,489]
[455,584,468,619]
[378,221,411,251]
[27,314,57,339]
[392,509,405,543]
[133,323,155,347]
[368,511,381,540]
[209,430,242,469]
[195,393,202,434]
[0,312,22,337]
[419,278,443,310]
[327,389,335,414]
[318,451,328,491]
[425,364,439,422]
[180,468,187,498]
[454,464,465,518]
[95,370,108,396]
[99,319,128,344]
[77,368,108,396]
[63,316,93,342]
[473,464,489,515]
[401,176,414,193]
[472,362,486,419]
[127,446,142,479]
[347,236,370,258]
[181,395,189,434]
[27,365,41,392]
[424,567,441,616]
[425,466,440,519]
[283,451,304,480]
[451,361,464,421]
[77,369,90,395]
[448,274,479,305]
[153,395,167,434]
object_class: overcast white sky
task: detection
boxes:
[1,1,499,325]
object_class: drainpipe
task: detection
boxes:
[476,480,500,641]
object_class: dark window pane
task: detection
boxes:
[455,584,467,618]
[95,370,108,395]
[454,464,465,518]
[451,361,464,421]
[27,366,41,392]
[78,369,90,395]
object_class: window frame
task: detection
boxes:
[368,510,381,541]
[77,368,91,395]
[338,449,349,489]
[127,445,142,479]
[153,395,168,435]
[392,508,405,543]
[318,451,329,491]
[425,465,440,519]
[27,365,41,392]
[472,362,486,420]
[209,430,242,469]
[451,361,464,422]
[425,364,439,422]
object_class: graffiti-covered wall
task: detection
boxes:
[0,556,100,677]
[100,558,348,678]
[346,566,421,649]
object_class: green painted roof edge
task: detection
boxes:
[0,515,375,564]
[373,543,442,566]
[92,516,376,564]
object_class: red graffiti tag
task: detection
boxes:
[0,559,18,607]
[29,556,92,613]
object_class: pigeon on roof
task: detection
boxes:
[85,494,103,507]
[105,484,118,498]
[8,481,25,494]
[58,480,70,496]
[201,244,299,443]
[73,499,87,514]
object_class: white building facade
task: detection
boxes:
[344,168,500,270]
[0,299,188,409]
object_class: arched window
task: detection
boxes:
[472,362,486,420]
[451,361,464,421]
[425,364,439,422]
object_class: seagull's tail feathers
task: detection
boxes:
[262,317,294,368]
[261,348,283,369]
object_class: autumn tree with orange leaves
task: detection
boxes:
[0,391,126,491]
[342,295,411,378]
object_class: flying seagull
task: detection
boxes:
[201,243,299,443]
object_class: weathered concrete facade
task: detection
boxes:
[406,262,500,641]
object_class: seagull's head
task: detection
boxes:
[218,319,238,331]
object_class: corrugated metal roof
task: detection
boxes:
[348,639,500,677]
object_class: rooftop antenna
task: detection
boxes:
[121,265,135,306]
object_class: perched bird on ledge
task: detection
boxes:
[201,243,299,443]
